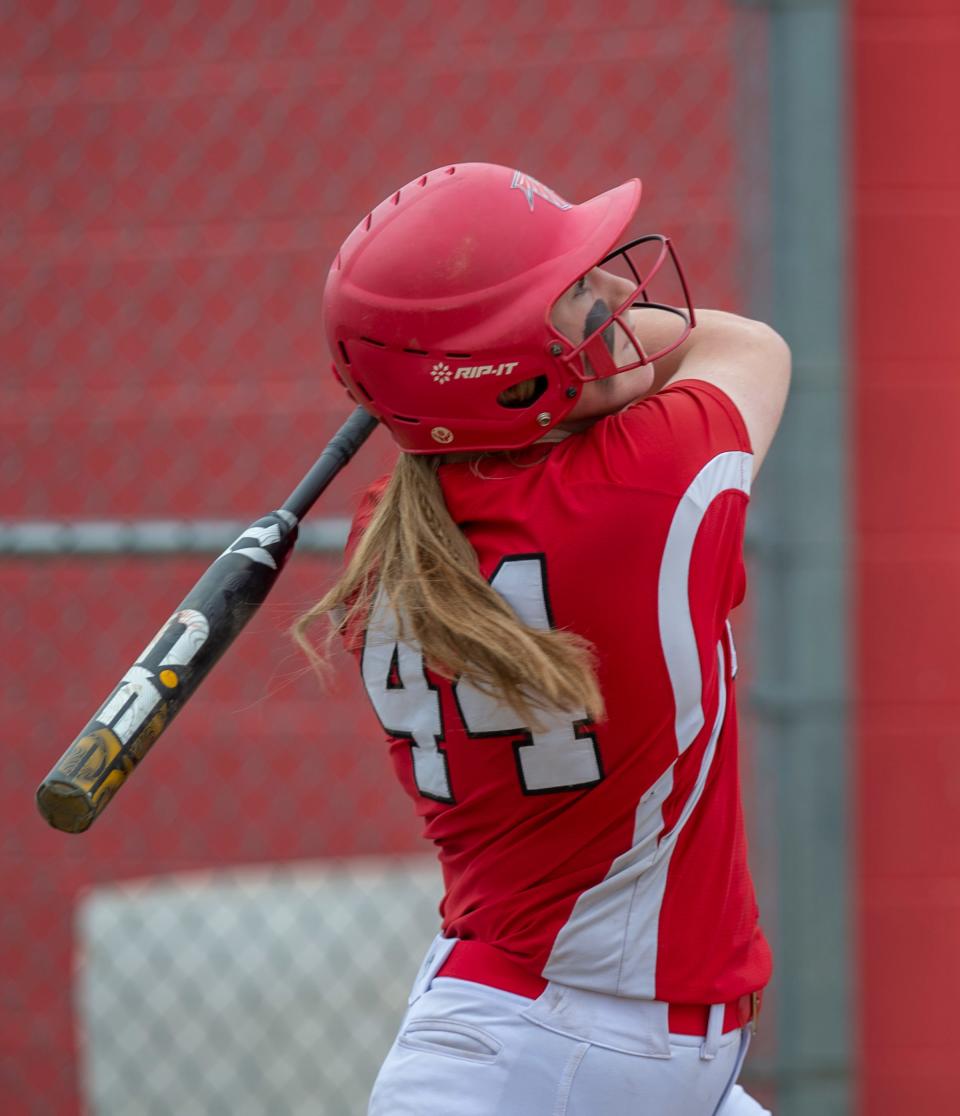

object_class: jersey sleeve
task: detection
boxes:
[344,475,390,560]
[574,378,753,642]
[584,379,753,494]
[338,475,390,654]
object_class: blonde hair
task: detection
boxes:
[293,444,604,727]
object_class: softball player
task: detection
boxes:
[300,163,789,1114]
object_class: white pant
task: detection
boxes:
[370,940,771,1116]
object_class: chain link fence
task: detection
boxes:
[77,857,441,1114]
[2,3,768,1112]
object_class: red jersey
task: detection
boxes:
[349,380,772,1004]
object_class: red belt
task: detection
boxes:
[435,940,760,1037]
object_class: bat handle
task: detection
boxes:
[283,407,378,521]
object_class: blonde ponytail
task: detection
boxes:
[293,453,604,726]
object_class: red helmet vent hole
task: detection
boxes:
[360,336,386,347]
[392,414,421,424]
[391,190,401,205]
[445,166,456,175]
[418,175,428,187]
[337,341,351,365]
[363,213,372,231]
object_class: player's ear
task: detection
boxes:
[498,377,547,409]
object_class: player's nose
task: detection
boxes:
[596,267,635,307]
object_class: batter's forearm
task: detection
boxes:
[635,308,760,395]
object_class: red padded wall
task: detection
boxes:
[3,5,745,1112]
[854,2,960,1112]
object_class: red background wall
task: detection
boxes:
[1,5,744,1113]
[854,1,960,1112]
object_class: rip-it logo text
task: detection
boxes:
[431,360,518,383]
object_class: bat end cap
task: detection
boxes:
[36,782,97,834]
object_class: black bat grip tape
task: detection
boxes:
[283,408,379,522]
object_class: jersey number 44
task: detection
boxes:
[360,555,604,803]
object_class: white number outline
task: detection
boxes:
[361,553,603,801]
[451,555,604,796]
[360,594,452,803]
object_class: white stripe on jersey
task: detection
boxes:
[543,643,728,996]
[615,643,728,994]
[543,450,752,996]
[658,451,751,754]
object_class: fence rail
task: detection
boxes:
[0,518,351,555]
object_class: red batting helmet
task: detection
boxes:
[323,162,693,453]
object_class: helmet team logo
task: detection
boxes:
[510,170,572,212]
[430,360,519,384]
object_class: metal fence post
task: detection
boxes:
[734,2,852,1114]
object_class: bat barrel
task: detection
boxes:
[36,409,377,835]
[36,510,299,832]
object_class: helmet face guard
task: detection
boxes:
[324,164,695,454]
[553,235,695,384]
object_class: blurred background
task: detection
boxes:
[2,1,954,1113]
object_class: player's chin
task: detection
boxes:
[611,364,656,406]
[561,370,652,429]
